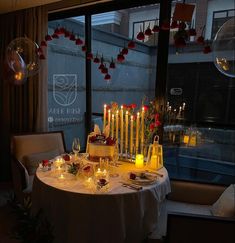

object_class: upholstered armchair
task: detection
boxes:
[11,131,66,203]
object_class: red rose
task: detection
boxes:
[130,173,136,180]
[117,53,125,62]
[42,159,49,167]
[83,165,91,172]
[152,25,160,33]
[143,105,149,111]
[144,27,152,36]
[63,154,70,161]
[121,47,128,55]
[128,40,135,49]
[131,104,137,109]
[150,123,155,131]
[137,31,145,41]
[155,120,161,127]
[155,114,159,120]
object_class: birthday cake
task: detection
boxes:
[87,134,116,162]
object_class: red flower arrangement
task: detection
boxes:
[142,99,161,143]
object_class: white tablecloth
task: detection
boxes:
[32,163,171,243]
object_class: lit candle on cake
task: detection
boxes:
[125,111,129,153]
[120,106,124,155]
[111,114,115,138]
[141,106,145,153]
[115,110,119,140]
[130,115,134,156]
[136,112,140,154]
[103,104,107,132]
[108,109,111,129]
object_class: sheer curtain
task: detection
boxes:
[0,6,48,181]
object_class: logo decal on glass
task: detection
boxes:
[53,74,77,106]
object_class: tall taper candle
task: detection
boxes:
[141,107,145,153]
[108,109,111,130]
[103,104,107,132]
[111,114,115,138]
[130,115,134,155]
[115,110,119,140]
[125,111,129,152]
[120,106,124,154]
[136,112,140,154]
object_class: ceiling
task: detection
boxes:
[0,0,62,14]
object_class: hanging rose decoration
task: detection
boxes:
[117,52,125,62]
[109,58,116,69]
[136,26,145,41]
[121,47,128,55]
[128,40,135,49]
[93,53,100,64]
[144,24,152,36]
[69,33,76,41]
[104,73,111,81]
[45,34,52,41]
[87,52,93,60]
[152,24,160,33]
[101,65,108,74]
[82,45,87,52]
[52,33,59,39]
[75,37,83,45]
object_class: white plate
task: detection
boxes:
[127,172,158,185]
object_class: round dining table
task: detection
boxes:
[32,161,171,243]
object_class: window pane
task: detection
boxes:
[164,2,235,185]
[48,18,86,151]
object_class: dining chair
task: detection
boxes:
[11,131,66,203]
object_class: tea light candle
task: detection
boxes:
[135,154,144,169]
[58,174,65,179]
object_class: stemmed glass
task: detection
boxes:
[72,138,81,159]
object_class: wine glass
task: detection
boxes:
[72,138,81,159]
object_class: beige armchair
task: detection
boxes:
[11,131,66,203]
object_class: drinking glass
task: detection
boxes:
[72,138,81,158]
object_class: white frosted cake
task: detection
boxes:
[88,143,115,162]
[87,134,116,162]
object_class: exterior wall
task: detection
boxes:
[205,0,235,39]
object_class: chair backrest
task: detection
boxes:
[11,131,66,162]
[166,212,235,243]
[11,131,66,203]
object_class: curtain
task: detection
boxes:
[0,6,48,181]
